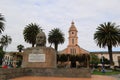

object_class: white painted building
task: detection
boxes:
[91,51,120,66]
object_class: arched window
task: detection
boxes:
[70,48,75,54]
[72,39,74,44]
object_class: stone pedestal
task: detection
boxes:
[22,47,56,68]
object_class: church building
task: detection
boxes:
[61,21,89,54]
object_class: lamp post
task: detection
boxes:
[101,54,105,73]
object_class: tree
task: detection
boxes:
[69,54,77,68]
[90,54,100,68]
[77,54,90,68]
[0,13,5,65]
[0,35,12,50]
[11,52,23,67]
[100,56,110,65]
[57,54,68,63]
[17,44,24,52]
[0,13,5,34]
[0,48,5,65]
[48,28,65,51]
[94,22,120,65]
[23,23,41,47]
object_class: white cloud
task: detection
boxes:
[0,0,120,52]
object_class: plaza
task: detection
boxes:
[0,21,119,80]
[11,75,117,80]
[0,1,120,80]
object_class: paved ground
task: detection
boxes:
[110,74,120,80]
[11,75,117,80]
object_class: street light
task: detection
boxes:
[101,54,105,73]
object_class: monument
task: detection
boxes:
[22,30,56,68]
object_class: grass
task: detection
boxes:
[92,70,120,75]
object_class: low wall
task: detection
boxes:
[0,68,27,80]
[0,68,91,80]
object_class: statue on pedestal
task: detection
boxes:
[22,30,56,68]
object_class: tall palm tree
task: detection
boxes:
[48,28,65,51]
[0,35,12,50]
[0,13,5,34]
[23,23,41,47]
[17,44,24,52]
[94,22,120,65]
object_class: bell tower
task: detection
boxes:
[68,21,78,46]
[61,21,89,54]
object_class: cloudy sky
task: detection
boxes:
[0,0,120,52]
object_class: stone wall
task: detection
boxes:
[0,68,27,80]
[0,68,91,80]
[27,68,91,78]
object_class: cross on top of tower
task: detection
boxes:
[71,21,74,24]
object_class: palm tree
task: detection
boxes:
[0,13,5,34]
[0,35,12,50]
[94,22,120,65]
[48,28,65,51]
[23,23,41,47]
[17,44,24,52]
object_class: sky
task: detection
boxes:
[0,0,120,52]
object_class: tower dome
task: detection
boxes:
[69,21,77,32]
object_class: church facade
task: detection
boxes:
[61,21,89,54]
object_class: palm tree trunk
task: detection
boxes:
[108,45,113,65]
[50,43,52,47]
[32,44,34,47]
[0,46,3,51]
[54,43,58,51]
[19,50,21,52]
